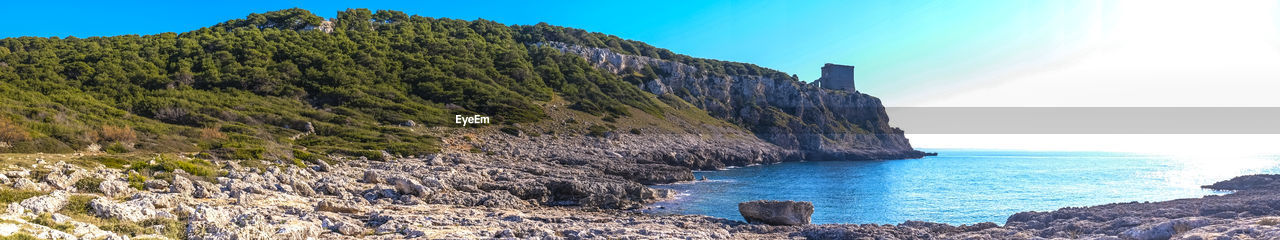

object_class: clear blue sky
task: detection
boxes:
[1,0,1094,105]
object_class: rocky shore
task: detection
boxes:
[3,130,1280,240]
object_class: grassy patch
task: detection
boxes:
[104,143,130,154]
[139,218,185,239]
[91,156,132,169]
[0,233,40,240]
[127,154,221,181]
[74,177,105,193]
[62,194,95,216]
[290,158,307,169]
[0,189,44,203]
[29,213,74,232]
[587,125,612,137]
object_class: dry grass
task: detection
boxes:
[200,127,226,140]
[97,125,137,143]
[0,117,29,143]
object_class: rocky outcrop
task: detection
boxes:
[14,191,68,216]
[88,197,176,222]
[1202,174,1280,191]
[97,179,132,197]
[739,200,814,226]
[538,42,927,161]
[1121,217,1212,240]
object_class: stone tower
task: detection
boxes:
[816,63,855,92]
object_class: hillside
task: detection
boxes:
[0,8,920,165]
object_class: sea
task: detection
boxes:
[645,149,1280,225]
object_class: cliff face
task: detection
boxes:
[538,42,926,160]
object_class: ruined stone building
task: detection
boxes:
[815,63,855,92]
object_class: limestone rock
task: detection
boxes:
[89,197,176,222]
[362,170,380,184]
[98,179,132,197]
[144,179,169,190]
[170,175,194,195]
[43,171,82,191]
[13,178,42,191]
[17,191,69,215]
[193,180,226,199]
[1120,217,1211,240]
[388,175,431,198]
[320,213,365,236]
[738,200,813,226]
[316,199,366,214]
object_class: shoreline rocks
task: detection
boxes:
[1,150,1279,239]
[739,200,814,226]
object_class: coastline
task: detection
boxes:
[1,123,1272,239]
[3,149,1278,239]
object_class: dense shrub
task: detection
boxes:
[587,125,611,137]
[499,127,520,136]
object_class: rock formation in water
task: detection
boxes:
[739,200,815,226]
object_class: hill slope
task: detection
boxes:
[0,8,921,164]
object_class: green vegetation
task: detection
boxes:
[0,233,39,240]
[0,8,811,166]
[126,154,221,181]
[0,189,44,203]
[587,125,612,137]
[74,177,105,193]
[499,126,520,136]
[30,213,74,231]
[61,194,95,216]
[0,8,682,163]
[139,218,186,239]
[126,172,148,190]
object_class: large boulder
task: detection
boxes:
[144,179,170,190]
[89,197,176,222]
[1120,217,1211,240]
[738,200,814,226]
[387,175,431,198]
[16,191,70,215]
[170,175,194,195]
[98,179,133,197]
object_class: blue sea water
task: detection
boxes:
[647,149,1280,225]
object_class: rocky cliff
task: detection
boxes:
[537,42,927,160]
